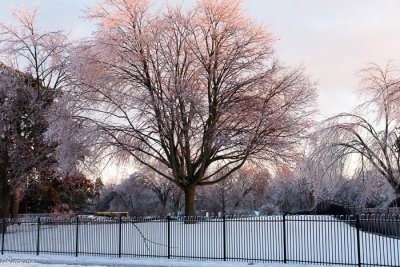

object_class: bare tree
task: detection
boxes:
[70,0,316,216]
[335,170,394,208]
[261,164,314,214]
[314,63,400,202]
[0,6,87,175]
[138,165,180,216]
[0,6,69,95]
[105,174,164,216]
[198,165,269,215]
[0,7,88,217]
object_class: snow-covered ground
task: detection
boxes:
[2,216,399,266]
[0,254,352,267]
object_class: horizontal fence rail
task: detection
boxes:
[1,215,399,266]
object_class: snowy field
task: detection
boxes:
[2,215,399,266]
[0,254,352,267]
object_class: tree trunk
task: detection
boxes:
[160,200,167,217]
[0,163,10,219]
[0,186,10,219]
[12,188,21,218]
[221,189,226,216]
[0,134,10,219]
[172,192,183,215]
[184,186,196,217]
[0,189,8,234]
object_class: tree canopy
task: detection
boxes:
[70,0,316,216]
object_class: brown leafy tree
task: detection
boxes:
[70,0,316,216]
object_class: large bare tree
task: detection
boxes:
[314,63,400,202]
[70,0,316,216]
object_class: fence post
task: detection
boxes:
[36,217,41,255]
[282,214,287,264]
[75,216,79,257]
[355,215,362,267]
[167,216,171,259]
[1,218,5,255]
[223,215,226,261]
[118,216,122,258]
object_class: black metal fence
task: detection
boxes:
[1,215,399,266]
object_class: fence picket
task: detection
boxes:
[282,214,287,263]
[356,215,362,267]
[1,218,5,255]
[75,216,79,257]
[36,217,40,255]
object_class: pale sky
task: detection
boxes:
[2,0,400,118]
[1,0,400,179]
